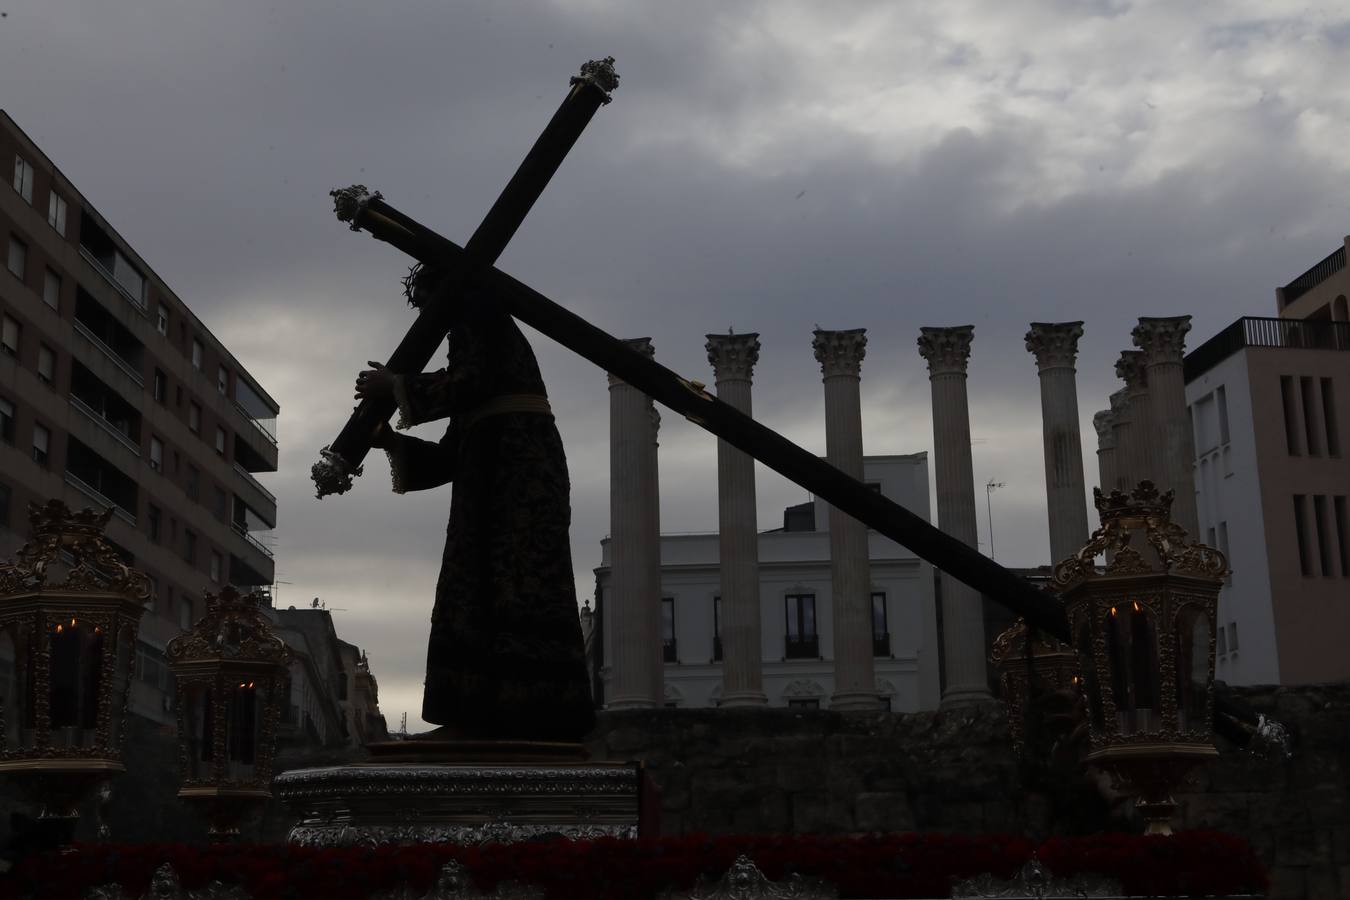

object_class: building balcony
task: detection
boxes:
[1185,316,1350,384]
[64,470,135,526]
[69,396,140,456]
[784,636,819,659]
[1281,244,1346,306]
[72,320,144,388]
[78,244,147,312]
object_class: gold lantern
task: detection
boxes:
[990,618,1079,756]
[0,501,149,830]
[167,585,289,838]
[1052,482,1227,835]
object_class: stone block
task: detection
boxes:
[775,762,827,793]
[1334,827,1350,864]
[1251,792,1313,830]
[605,726,651,754]
[1179,792,1250,831]
[1303,867,1341,900]
[1267,866,1305,900]
[854,792,915,833]
[1276,828,1329,867]
[791,794,832,832]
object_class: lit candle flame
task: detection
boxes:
[55,624,63,634]
[1109,606,1117,616]
[1132,601,1141,613]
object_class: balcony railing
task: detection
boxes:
[72,320,144,387]
[234,401,277,446]
[234,461,277,506]
[1283,245,1347,304]
[1184,316,1350,383]
[78,245,147,312]
[64,470,136,525]
[232,521,275,559]
[785,635,819,659]
[70,395,141,455]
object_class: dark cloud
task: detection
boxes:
[5,0,1348,726]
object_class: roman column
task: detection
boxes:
[606,338,660,708]
[1025,322,1091,565]
[917,325,993,708]
[1115,350,1155,488]
[1132,316,1200,537]
[706,332,768,707]
[1109,388,1134,495]
[812,328,879,711]
[1093,409,1117,500]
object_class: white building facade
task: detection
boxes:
[594,454,941,712]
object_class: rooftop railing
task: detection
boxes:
[1282,245,1347,304]
[1184,316,1350,383]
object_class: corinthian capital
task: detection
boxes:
[1109,388,1130,418]
[1114,350,1148,392]
[1132,316,1192,366]
[917,325,974,377]
[705,332,761,383]
[1093,410,1116,448]
[607,337,654,387]
[812,328,867,379]
[1025,321,1085,372]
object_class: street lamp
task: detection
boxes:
[0,501,149,835]
[985,480,1006,560]
[167,585,290,839]
[1052,481,1226,835]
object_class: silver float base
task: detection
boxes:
[273,762,642,847]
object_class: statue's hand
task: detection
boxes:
[355,361,396,403]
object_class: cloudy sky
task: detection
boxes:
[4,1,1349,729]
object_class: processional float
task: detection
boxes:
[311,57,1259,744]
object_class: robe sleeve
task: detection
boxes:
[383,424,457,494]
[392,308,494,429]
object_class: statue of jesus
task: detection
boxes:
[354,264,595,742]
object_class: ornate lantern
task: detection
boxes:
[990,618,1079,755]
[0,501,149,830]
[167,585,289,838]
[1052,482,1227,834]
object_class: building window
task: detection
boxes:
[217,365,228,396]
[148,504,161,543]
[149,436,163,471]
[47,192,67,236]
[1228,622,1239,653]
[32,423,49,467]
[1322,379,1340,457]
[42,268,60,311]
[1301,377,1321,457]
[6,236,25,281]
[189,402,201,434]
[191,338,203,370]
[209,551,222,583]
[0,481,9,527]
[179,597,192,631]
[1,314,18,356]
[1293,495,1312,576]
[1313,495,1333,577]
[187,465,200,501]
[156,304,168,336]
[1280,376,1301,456]
[0,397,13,444]
[661,597,677,663]
[1216,385,1230,445]
[1335,496,1350,578]
[871,591,889,656]
[712,595,722,662]
[215,426,226,455]
[1216,625,1227,656]
[12,156,34,203]
[213,486,227,521]
[787,698,820,710]
[183,529,197,565]
[784,593,818,658]
[37,344,54,385]
[153,368,167,404]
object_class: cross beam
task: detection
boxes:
[313,57,618,496]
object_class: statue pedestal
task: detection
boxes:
[273,741,642,846]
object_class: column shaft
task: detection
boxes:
[918,326,993,708]
[1026,323,1090,564]
[813,329,879,711]
[707,333,767,707]
[1133,317,1200,538]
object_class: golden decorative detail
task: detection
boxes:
[989,618,1078,755]
[166,586,289,668]
[0,501,150,600]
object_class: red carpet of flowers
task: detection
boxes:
[0,831,1267,900]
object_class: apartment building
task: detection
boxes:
[1184,236,1349,686]
[1,110,279,724]
[593,455,941,711]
